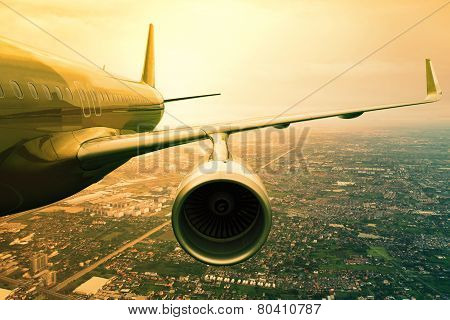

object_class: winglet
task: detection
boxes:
[426,59,442,100]
[142,24,155,87]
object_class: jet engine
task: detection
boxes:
[172,158,272,265]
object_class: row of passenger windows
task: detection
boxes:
[0,81,151,105]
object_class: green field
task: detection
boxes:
[156,230,176,241]
[99,231,123,241]
[367,246,392,261]
[133,261,206,277]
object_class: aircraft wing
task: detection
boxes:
[78,59,442,170]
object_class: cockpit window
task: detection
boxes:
[55,86,63,100]
[42,85,52,100]
[28,83,39,100]
[10,81,24,99]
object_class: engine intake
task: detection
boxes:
[172,160,272,265]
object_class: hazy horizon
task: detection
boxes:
[0,0,449,129]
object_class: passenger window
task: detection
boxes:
[55,86,63,100]
[74,81,91,117]
[80,90,87,103]
[42,85,52,100]
[89,90,101,116]
[93,90,99,102]
[10,81,24,99]
[27,83,39,100]
[80,89,91,117]
[0,84,4,98]
[65,88,73,100]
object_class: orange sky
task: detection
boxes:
[1,0,449,129]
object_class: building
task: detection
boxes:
[44,271,57,287]
[73,277,111,296]
[84,194,156,218]
[31,253,48,274]
[0,288,12,300]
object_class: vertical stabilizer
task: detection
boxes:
[141,24,155,87]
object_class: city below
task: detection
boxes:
[0,125,448,300]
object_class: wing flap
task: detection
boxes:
[78,127,208,170]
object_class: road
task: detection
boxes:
[0,204,54,223]
[0,275,70,300]
[0,210,35,223]
[52,220,171,292]
[0,275,23,286]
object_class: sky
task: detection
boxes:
[0,0,449,129]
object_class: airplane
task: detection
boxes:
[0,24,442,266]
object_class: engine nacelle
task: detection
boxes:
[172,160,272,265]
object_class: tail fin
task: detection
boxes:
[141,24,155,87]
